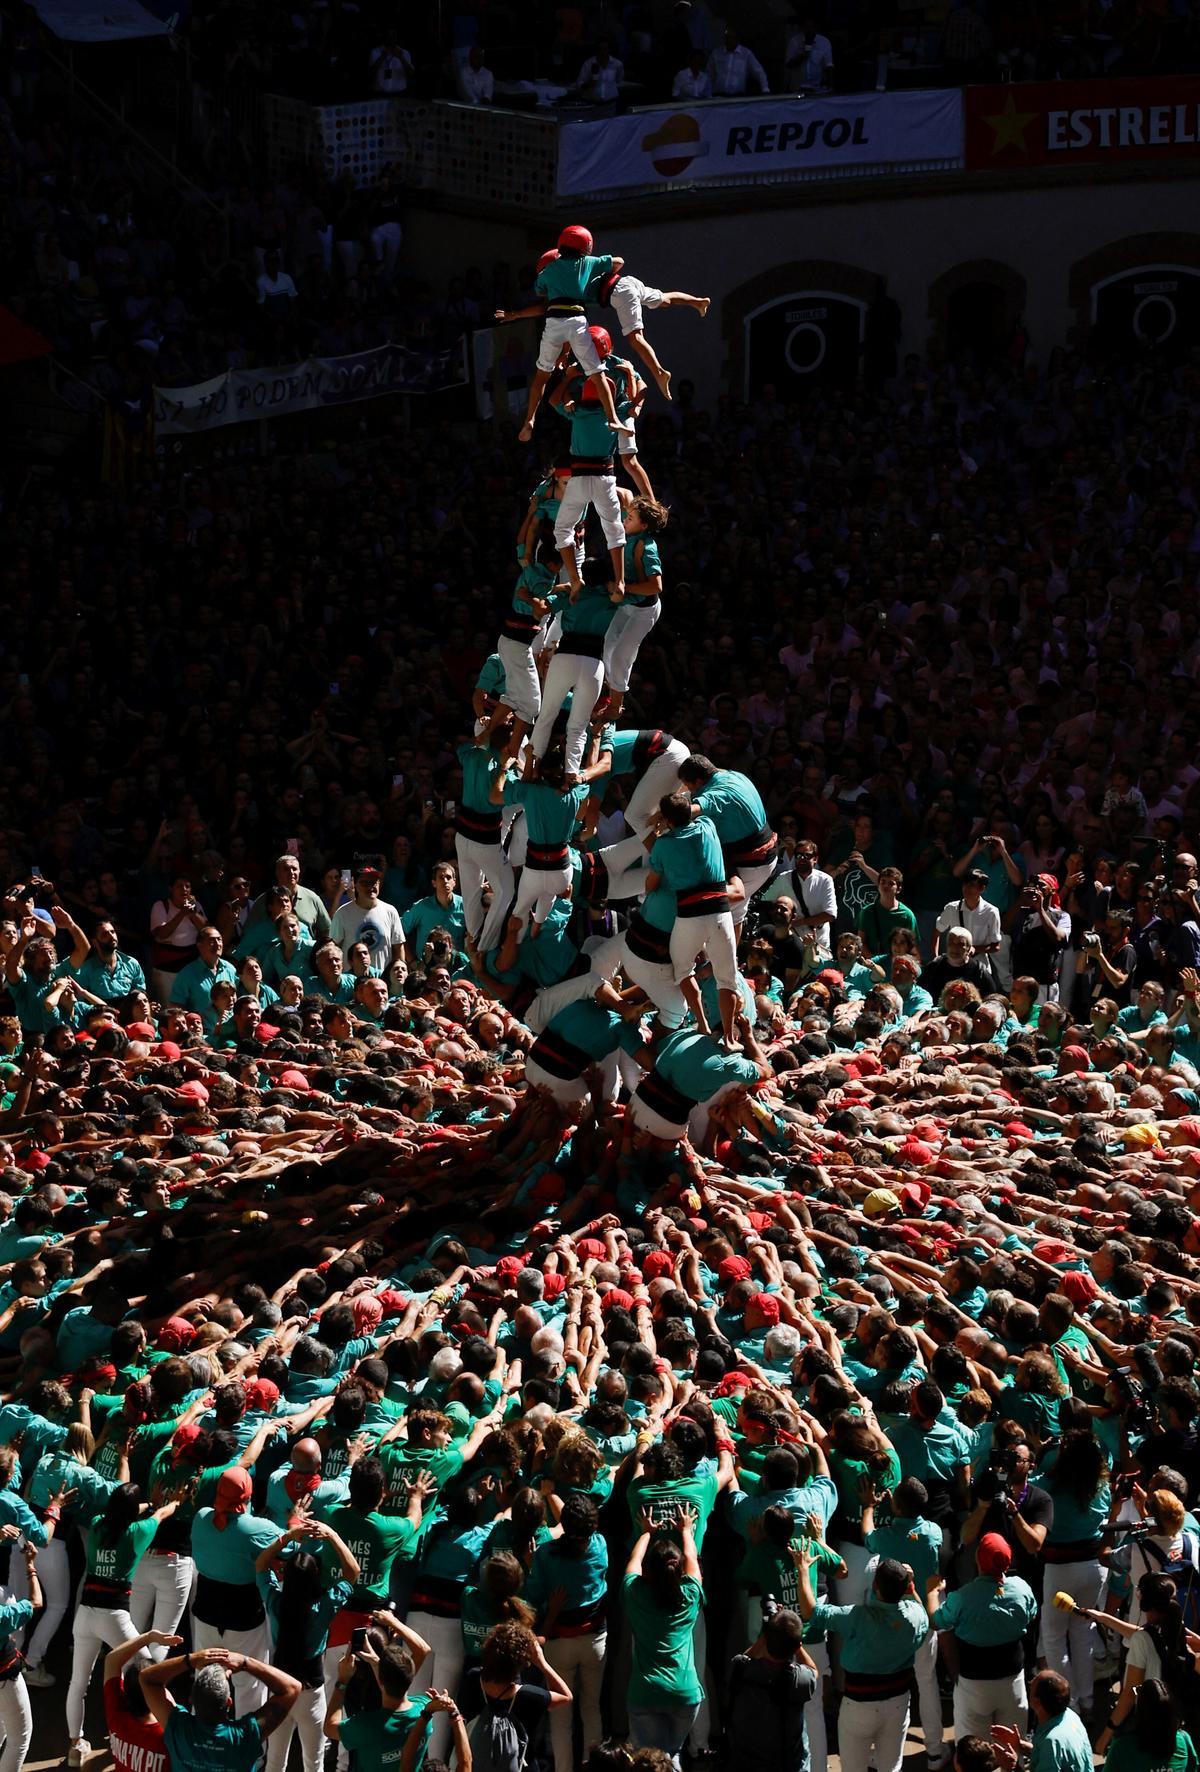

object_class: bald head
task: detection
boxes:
[292,1437,322,1474]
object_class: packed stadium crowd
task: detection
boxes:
[0,210,1198,1772]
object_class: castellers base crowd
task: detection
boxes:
[0,221,1197,1772]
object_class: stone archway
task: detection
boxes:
[1069,232,1200,357]
[723,259,880,398]
[927,259,1027,367]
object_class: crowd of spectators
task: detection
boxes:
[0,32,484,400]
[3,106,1200,1772]
[193,0,1200,108]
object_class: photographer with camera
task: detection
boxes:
[726,1605,818,1772]
[1079,911,1137,1011]
[149,875,210,1008]
[1008,875,1071,1004]
[960,1439,1052,1600]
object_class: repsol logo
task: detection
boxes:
[728,117,869,155]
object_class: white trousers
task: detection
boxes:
[953,1669,1027,1740]
[513,860,572,932]
[627,1092,688,1143]
[524,1058,593,1110]
[733,857,779,927]
[0,1677,31,1772]
[266,1681,327,1772]
[497,635,542,725]
[67,1602,137,1737]
[130,1551,194,1656]
[536,313,602,377]
[10,1533,67,1665]
[623,741,689,836]
[554,474,624,552]
[622,948,686,1029]
[914,1622,943,1761]
[603,598,660,693]
[406,1610,464,1759]
[595,833,649,903]
[530,651,604,774]
[191,1616,271,1715]
[805,1639,830,1772]
[1041,1558,1106,1708]
[545,1633,607,1772]
[455,835,513,953]
[837,1691,910,1772]
[688,1605,712,1751]
[832,1541,874,1607]
[670,910,739,992]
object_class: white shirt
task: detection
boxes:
[370,46,412,93]
[256,269,297,305]
[672,65,712,100]
[764,867,837,952]
[935,895,1003,950]
[457,61,494,104]
[576,54,624,101]
[785,29,834,85]
[707,44,769,95]
[150,900,201,951]
[330,897,406,964]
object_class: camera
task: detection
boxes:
[974,1454,1012,1503]
[351,1626,368,1654]
[1109,1367,1156,1436]
[761,1593,782,1622]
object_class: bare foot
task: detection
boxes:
[720,1033,742,1052]
[654,366,673,402]
[518,422,533,443]
[697,298,710,318]
[607,419,635,434]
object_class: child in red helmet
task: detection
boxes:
[498,227,634,443]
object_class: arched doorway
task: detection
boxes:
[722,259,880,399]
[945,281,1011,365]
[928,260,1027,369]
[1070,234,1200,357]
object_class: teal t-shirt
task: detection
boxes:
[935,1573,1038,1644]
[649,816,726,895]
[696,769,768,845]
[656,1030,759,1106]
[164,1710,264,1772]
[623,1571,703,1708]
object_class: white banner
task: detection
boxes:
[153,340,465,436]
[557,88,962,197]
[26,0,170,40]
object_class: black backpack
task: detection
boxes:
[473,1696,529,1772]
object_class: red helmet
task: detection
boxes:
[536,248,560,273]
[557,224,594,253]
[588,324,612,357]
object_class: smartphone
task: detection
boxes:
[329,682,340,697]
[285,837,300,858]
[444,799,456,817]
[351,1626,368,1654]
[340,869,353,892]
[392,773,405,790]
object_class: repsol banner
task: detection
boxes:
[154,339,465,436]
[556,89,962,197]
